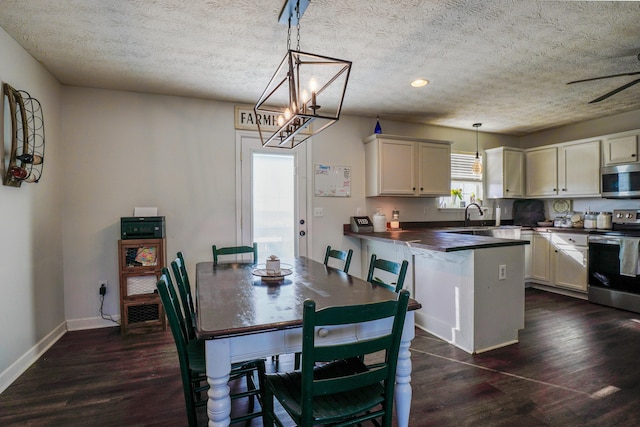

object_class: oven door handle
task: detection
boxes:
[588,236,621,245]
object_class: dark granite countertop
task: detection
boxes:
[344,228,529,253]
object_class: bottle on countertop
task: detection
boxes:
[495,205,501,226]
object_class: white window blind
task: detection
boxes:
[451,152,482,181]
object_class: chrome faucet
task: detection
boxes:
[464,203,484,227]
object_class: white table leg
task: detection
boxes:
[206,339,232,427]
[395,312,415,427]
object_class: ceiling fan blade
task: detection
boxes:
[567,71,640,85]
[589,78,640,103]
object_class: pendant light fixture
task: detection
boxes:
[254,0,352,149]
[472,123,482,175]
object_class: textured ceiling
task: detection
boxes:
[0,0,639,135]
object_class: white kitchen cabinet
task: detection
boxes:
[526,140,600,198]
[364,134,451,197]
[526,147,558,197]
[485,147,525,199]
[558,140,601,196]
[417,141,451,195]
[531,231,551,283]
[550,232,588,292]
[529,231,588,293]
[521,230,532,280]
[603,133,639,165]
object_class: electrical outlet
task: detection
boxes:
[313,207,324,217]
[99,281,107,295]
[498,265,507,280]
[423,207,429,215]
[356,207,362,215]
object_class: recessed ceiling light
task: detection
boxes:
[411,79,429,88]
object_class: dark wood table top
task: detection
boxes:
[195,257,421,340]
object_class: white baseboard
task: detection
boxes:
[66,315,121,331]
[0,321,67,394]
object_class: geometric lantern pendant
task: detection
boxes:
[254,49,351,149]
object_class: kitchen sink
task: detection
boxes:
[444,226,522,240]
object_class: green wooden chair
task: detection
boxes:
[366,254,409,293]
[157,272,265,426]
[262,289,411,427]
[169,262,196,341]
[212,243,258,265]
[323,245,354,273]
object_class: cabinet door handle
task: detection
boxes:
[506,188,509,192]
[633,154,637,157]
[420,187,423,191]
[562,188,567,191]
[553,188,557,192]
[413,187,416,191]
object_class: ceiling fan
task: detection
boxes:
[567,53,640,104]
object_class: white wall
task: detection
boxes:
[0,27,64,391]
[520,109,640,148]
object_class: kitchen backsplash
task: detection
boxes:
[364,196,640,225]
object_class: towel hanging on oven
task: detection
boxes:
[619,237,640,277]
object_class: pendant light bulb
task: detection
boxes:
[472,123,482,175]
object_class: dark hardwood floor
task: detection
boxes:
[2,288,640,426]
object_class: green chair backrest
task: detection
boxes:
[171,260,196,341]
[300,290,410,426]
[366,254,409,293]
[323,245,354,273]
[156,275,199,426]
[176,251,192,297]
[212,242,258,265]
[160,268,190,341]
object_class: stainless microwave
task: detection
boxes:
[602,164,640,198]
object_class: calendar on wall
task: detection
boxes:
[314,164,351,197]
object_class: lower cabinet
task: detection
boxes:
[528,231,587,293]
[531,232,551,283]
[521,231,532,280]
[551,233,588,292]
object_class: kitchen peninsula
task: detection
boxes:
[345,227,528,354]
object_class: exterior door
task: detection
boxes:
[237,131,308,261]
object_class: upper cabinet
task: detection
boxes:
[526,140,600,198]
[364,134,451,197]
[558,140,601,196]
[603,132,639,166]
[484,147,525,199]
[526,146,558,197]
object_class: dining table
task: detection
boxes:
[195,256,421,427]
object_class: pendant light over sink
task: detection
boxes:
[472,123,482,175]
[254,0,352,149]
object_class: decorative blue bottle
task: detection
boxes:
[374,116,382,134]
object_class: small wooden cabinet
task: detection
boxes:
[364,134,451,197]
[484,147,525,199]
[118,238,167,334]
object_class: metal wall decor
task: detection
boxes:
[254,0,351,149]
[2,83,45,187]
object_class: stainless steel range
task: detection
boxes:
[588,209,640,313]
